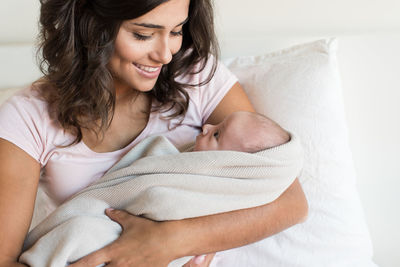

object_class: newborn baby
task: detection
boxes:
[194,111,290,152]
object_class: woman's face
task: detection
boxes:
[109,0,190,94]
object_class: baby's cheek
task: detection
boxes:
[194,143,205,151]
[193,136,202,151]
[194,137,212,151]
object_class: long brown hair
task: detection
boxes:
[36,0,219,144]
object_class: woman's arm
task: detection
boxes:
[167,178,307,258]
[71,82,308,266]
[205,82,256,123]
[0,139,40,265]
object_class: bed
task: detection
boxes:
[1,0,399,266]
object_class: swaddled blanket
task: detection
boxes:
[20,134,303,267]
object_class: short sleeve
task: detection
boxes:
[176,55,238,125]
[0,90,46,163]
[196,56,238,123]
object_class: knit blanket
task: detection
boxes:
[19,135,303,267]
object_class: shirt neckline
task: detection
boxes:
[78,109,156,157]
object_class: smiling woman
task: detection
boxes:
[0,0,308,266]
[109,1,188,93]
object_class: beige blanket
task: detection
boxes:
[20,135,303,267]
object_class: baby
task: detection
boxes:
[194,111,290,153]
[190,111,290,266]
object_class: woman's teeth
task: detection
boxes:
[135,64,159,73]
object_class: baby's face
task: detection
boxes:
[193,112,256,152]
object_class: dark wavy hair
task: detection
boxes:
[35,0,219,144]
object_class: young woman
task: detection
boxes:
[0,0,308,266]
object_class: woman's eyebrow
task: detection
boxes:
[131,17,189,29]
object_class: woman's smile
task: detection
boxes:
[132,62,162,79]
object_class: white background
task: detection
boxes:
[0,0,399,266]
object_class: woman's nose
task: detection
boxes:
[152,38,173,65]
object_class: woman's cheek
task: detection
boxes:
[171,37,183,55]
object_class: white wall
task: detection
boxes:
[0,0,41,87]
[0,0,40,43]
[214,0,400,34]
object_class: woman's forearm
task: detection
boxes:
[166,178,308,258]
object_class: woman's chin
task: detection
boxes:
[129,81,157,93]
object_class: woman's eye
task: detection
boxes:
[133,33,151,41]
[170,30,183,37]
[213,131,219,139]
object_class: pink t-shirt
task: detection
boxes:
[0,58,237,204]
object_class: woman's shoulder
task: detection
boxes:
[2,85,49,116]
[172,54,238,124]
[0,84,55,143]
[176,54,227,82]
[176,54,237,92]
[0,85,58,164]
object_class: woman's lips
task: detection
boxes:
[133,63,162,79]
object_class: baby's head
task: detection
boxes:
[194,111,290,152]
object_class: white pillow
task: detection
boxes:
[212,39,377,267]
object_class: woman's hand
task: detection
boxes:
[69,208,176,267]
[182,253,216,267]
[70,208,216,267]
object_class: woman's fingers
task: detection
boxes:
[70,209,184,267]
[69,209,130,266]
[105,208,132,228]
[182,253,216,267]
[193,255,207,265]
[203,253,216,266]
[71,209,173,266]
[68,247,110,267]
